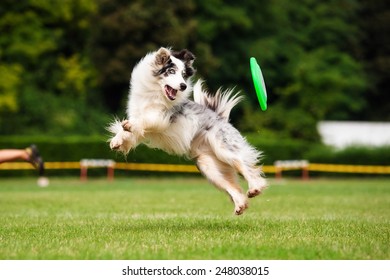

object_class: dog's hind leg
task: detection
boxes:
[196,153,248,215]
[233,160,267,198]
[208,140,268,199]
[206,127,268,199]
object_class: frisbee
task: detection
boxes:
[250,57,267,111]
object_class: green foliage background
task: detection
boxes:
[0,0,388,141]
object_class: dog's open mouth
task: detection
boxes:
[164,85,177,101]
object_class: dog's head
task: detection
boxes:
[153,47,196,102]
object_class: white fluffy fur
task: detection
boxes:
[194,80,243,121]
[109,47,267,215]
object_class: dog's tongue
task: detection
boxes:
[165,85,177,101]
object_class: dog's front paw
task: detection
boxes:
[121,120,131,132]
[109,131,133,154]
[110,134,124,150]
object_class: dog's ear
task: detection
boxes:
[172,49,195,66]
[155,47,171,66]
[172,49,196,78]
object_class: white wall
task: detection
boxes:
[317,121,390,149]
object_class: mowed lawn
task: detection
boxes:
[0,176,389,260]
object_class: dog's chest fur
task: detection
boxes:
[141,101,222,157]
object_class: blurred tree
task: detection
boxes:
[0,64,22,113]
[0,0,106,135]
[57,54,96,101]
[357,0,390,120]
[193,0,255,85]
[0,0,387,140]
[240,0,367,140]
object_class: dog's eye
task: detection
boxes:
[168,69,176,74]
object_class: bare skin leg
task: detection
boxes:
[0,149,30,163]
[0,146,45,175]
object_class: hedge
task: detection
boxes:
[1,134,389,176]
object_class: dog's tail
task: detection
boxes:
[193,80,243,121]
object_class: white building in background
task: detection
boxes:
[318,121,390,149]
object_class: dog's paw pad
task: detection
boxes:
[247,189,262,198]
[110,143,121,150]
[234,204,248,215]
[110,137,123,150]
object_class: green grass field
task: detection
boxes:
[0,176,389,260]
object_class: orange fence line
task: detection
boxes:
[308,163,390,174]
[114,162,199,173]
[1,161,389,174]
[0,162,81,170]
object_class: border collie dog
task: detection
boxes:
[108,47,267,215]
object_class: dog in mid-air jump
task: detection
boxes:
[108,47,267,215]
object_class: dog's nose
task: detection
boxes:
[180,83,187,91]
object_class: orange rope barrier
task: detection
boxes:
[1,162,389,174]
[308,163,390,174]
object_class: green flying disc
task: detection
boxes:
[250,57,267,111]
